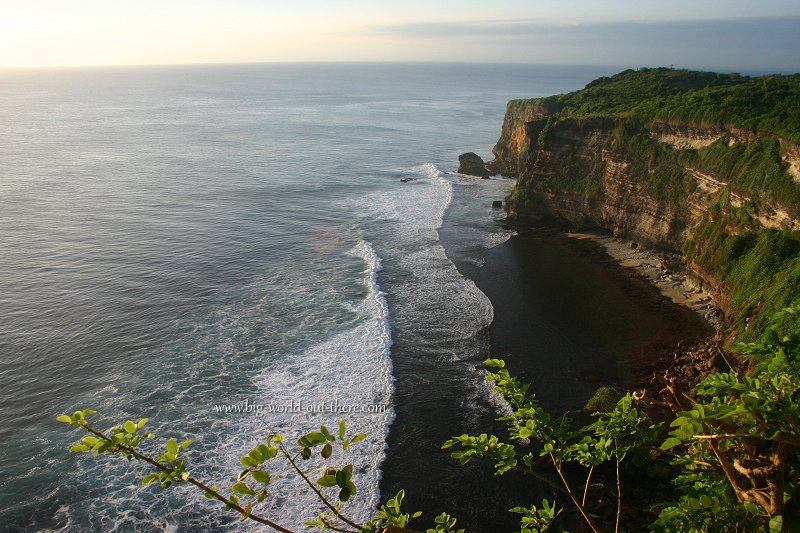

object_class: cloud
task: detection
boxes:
[367,16,798,38]
[364,16,800,71]
[367,19,568,37]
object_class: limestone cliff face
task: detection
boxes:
[490,101,800,254]
[489,99,558,176]
[783,140,800,183]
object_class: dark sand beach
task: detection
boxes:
[469,229,714,411]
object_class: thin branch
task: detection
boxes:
[690,459,720,470]
[83,426,297,533]
[706,438,745,496]
[582,464,595,507]
[692,433,800,446]
[279,445,362,530]
[319,516,359,533]
[615,458,622,533]
[516,464,570,497]
[715,344,738,377]
[548,453,602,533]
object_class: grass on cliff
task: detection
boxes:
[533,67,800,144]
[612,122,697,203]
[522,120,698,205]
[517,111,800,218]
[545,121,800,217]
[684,200,800,338]
[680,136,800,217]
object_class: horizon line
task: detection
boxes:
[1,59,796,76]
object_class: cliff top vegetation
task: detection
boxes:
[515,67,800,144]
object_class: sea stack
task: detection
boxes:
[458,152,491,178]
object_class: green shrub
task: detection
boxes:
[540,68,800,144]
[584,386,624,413]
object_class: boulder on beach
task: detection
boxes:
[458,152,490,178]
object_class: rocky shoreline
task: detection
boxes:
[564,230,724,330]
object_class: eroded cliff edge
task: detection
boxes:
[488,68,800,336]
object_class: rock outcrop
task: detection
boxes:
[457,152,490,178]
[488,100,556,175]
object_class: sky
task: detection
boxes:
[1,0,799,71]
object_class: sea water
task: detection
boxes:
[0,63,615,531]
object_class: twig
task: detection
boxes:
[615,458,622,533]
[582,464,595,507]
[280,445,362,530]
[549,453,602,533]
[714,344,738,376]
[83,426,297,533]
[320,516,359,533]
[518,464,570,497]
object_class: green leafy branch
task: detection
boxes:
[443,359,660,533]
[656,308,800,532]
[510,500,561,533]
[57,412,431,533]
[57,410,294,532]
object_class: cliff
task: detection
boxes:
[489,68,800,336]
[492,110,800,249]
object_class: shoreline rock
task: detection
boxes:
[565,230,724,330]
[457,152,490,178]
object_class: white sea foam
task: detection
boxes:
[54,241,394,532]
[362,164,514,423]
[368,163,495,342]
[357,162,499,433]
[219,240,395,529]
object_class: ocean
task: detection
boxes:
[0,62,619,531]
